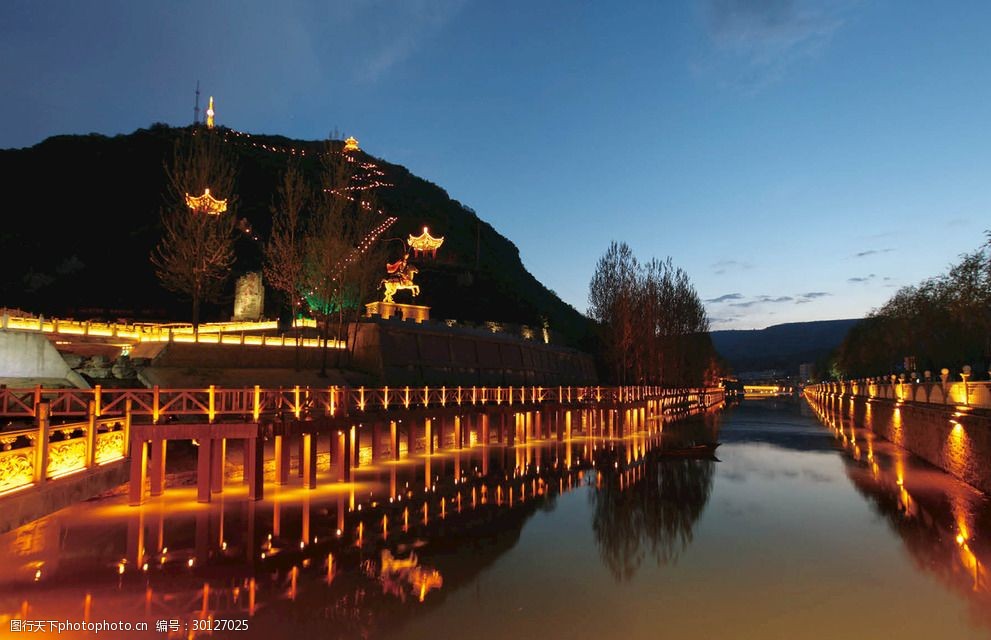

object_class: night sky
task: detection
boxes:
[2,0,988,329]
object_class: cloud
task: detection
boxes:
[848,273,876,284]
[705,292,744,303]
[711,259,755,275]
[710,316,741,325]
[795,291,831,304]
[698,0,852,88]
[854,248,893,258]
[358,0,466,81]
[728,294,793,308]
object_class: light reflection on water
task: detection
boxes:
[2,399,990,639]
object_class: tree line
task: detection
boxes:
[587,241,720,387]
[151,128,383,373]
[834,233,991,379]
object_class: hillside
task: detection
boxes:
[0,125,593,349]
[711,319,860,374]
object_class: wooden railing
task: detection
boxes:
[807,380,991,409]
[0,402,128,495]
[0,384,723,421]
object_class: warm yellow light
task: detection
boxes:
[408,227,445,255]
[184,188,228,215]
[956,534,966,546]
[343,136,360,152]
[206,96,215,128]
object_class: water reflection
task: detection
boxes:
[809,396,991,630]
[0,405,719,639]
[592,414,719,581]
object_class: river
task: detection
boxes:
[2,397,988,639]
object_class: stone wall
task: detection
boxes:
[0,330,89,388]
[810,389,991,494]
[351,319,596,386]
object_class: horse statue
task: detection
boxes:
[381,264,419,303]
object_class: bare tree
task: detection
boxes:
[303,140,383,376]
[264,160,310,368]
[589,243,714,386]
[151,130,238,330]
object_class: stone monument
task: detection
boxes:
[233,272,265,321]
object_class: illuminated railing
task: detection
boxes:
[0,385,724,422]
[0,406,128,497]
[806,379,991,409]
[0,315,339,350]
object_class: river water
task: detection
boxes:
[2,397,988,639]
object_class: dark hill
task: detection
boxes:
[0,125,593,349]
[711,319,860,374]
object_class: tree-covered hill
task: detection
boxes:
[0,125,593,348]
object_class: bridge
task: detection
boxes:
[0,384,725,518]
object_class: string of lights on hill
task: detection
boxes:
[217,126,400,278]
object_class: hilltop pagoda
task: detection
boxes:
[408,226,444,258]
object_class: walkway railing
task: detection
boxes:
[0,403,128,495]
[0,384,718,420]
[808,379,991,409]
[0,314,341,349]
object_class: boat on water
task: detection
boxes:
[660,443,720,457]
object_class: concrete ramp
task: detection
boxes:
[0,330,89,388]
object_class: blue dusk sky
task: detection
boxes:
[1,1,988,329]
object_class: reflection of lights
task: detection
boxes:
[956,534,966,546]
[187,558,195,568]
[34,569,42,581]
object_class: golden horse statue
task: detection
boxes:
[381,264,419,303]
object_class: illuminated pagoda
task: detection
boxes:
[206,96,216,128]
[408,226,444,258]
[343,136,360,153]
[185,188,228,215]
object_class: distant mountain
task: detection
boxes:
[0,125,594,349]
[711,319,860,374]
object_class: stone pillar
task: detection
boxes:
[211,438,226,494]
[390,420,400,460]
[246,435,264,500]
[275,435,290,485]
[302,433,317,490]
[196,438,213,504]
[150,439,167,497]
[129,439,148,506]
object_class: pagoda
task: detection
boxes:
[343,136,360,153]
[185,188,228,215]
[408,226,444,258]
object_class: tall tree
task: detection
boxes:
[264,160,310,368]
[151,130,238,330]
[303,140,383,375]
[589,243,715,386]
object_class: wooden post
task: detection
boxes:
[150,439,166,496]
[454,416,463,450]
[303,433,317,490]
[425,418,433,455]
[352,426,360,468]
[211,438,226,494]
[197,438,213,503]
[481,413,490,445]
[129,439,148,506]
[34,401,50,484]
[85,400,97,468]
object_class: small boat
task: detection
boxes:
[660,443,720,457]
